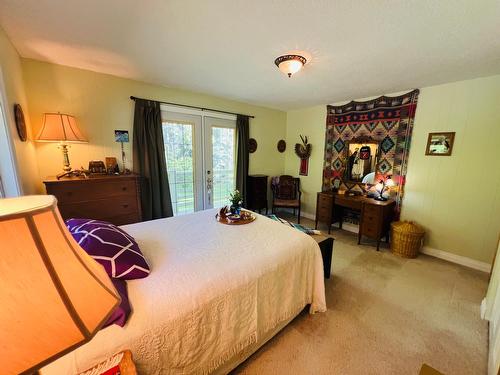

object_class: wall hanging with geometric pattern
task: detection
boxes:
[295,135,312,176]
[322,89,419,216]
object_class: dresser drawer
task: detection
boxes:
[47,179,137,204]
[102,213,142,226]
[58,196,139,221]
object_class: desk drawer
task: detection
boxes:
[335,196,362,210]
[317,206,332,221]
[318,193,333,206]
[361,224,379,238]
[316,193,333,221]
[363,203,381,216]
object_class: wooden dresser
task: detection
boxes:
[316,192,395,250]
[44,174,142,226]
[246,174,268,214]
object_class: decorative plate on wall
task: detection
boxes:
[277,139,286,153]
[249,138,257,153]
[14,104,27,142]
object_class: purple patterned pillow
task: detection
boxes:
[103,278,131,328]
[65,218,150,279]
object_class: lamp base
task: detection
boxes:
[59,143,72,172]
[374,196,388,201]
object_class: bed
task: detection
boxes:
[42,209,327,374]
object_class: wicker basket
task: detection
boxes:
[391,221,425,258]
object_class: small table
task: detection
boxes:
[312,234,334,278]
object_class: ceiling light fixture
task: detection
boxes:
[274,54,307,77]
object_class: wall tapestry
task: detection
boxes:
[322,89,419,215]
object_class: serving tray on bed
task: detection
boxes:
[216,208,256,225]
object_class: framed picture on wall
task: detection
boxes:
[425,132,455,156]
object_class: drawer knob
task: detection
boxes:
[122,204,129,208]
[122,187,127,191]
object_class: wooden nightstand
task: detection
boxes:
[247,175,268,214]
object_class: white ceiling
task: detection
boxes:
[1,0,499,110]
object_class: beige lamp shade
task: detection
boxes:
[0,195,120,375]
[36,113,88,143]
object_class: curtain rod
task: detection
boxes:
[130,96,255,119]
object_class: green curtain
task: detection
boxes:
[132,99,173,220]
[236,115,249,206]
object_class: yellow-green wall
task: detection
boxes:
[21,59,287,192]
[284,76,500,264]
[0,27,39,194]
[5,30,500,264]
[284,105,326,215]
[403,76,500,264]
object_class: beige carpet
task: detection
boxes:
[232,216,489,375]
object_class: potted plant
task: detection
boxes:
[229,190,243,215]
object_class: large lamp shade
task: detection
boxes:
[36,113,87,143]
[35,113,87,176]
[0,195,120,375]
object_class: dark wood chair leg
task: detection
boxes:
[357,232,361,245]
[376,239,381,251]
[297,205,301,224]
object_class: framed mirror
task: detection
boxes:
[344,138,380,184]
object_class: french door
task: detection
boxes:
[161,107,236,215]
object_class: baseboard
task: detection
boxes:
[300,212,490,273]
[300,211,316,221]
[301,211,359,233]
[421,246,490,273]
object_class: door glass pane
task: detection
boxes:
[212,126,236,208]
[162,121,195,215]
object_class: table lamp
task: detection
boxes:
[0,195,120,374]
[374,175,395,201]
[36,113,88,179]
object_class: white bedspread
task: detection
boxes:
[42,209,326,374]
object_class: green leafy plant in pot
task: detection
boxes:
[229,190,243,215]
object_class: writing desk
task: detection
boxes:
[315,192,395,250]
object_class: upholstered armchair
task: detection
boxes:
[271,175,302,223]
